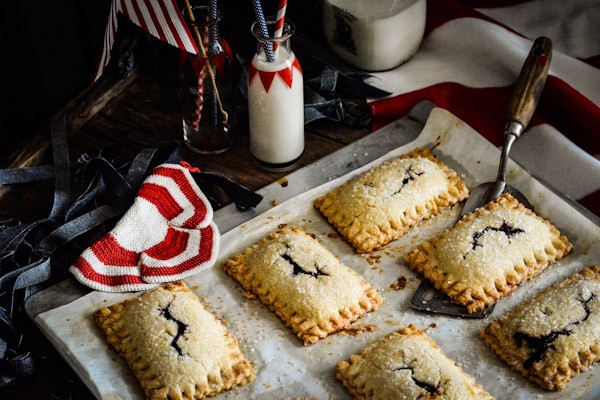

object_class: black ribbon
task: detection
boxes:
[0,119,262,389]
[195,172,262,211]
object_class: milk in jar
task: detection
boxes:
[248,18,304,171]
[322,0,426,71]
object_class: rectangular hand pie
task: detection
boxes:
[480,265,600,391]
[223,226,383,344]
[94,281,254,399]
[314,148,469,253]
[404,193,572,313]
[336,324,495,399]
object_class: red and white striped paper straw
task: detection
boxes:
[192,31,210,130]
[274,0,287,38]
[192,65,207,131]
[273,0,287,54]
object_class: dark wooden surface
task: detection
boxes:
[0,41,369,399]
[0,63,368,221]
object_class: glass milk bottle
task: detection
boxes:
[248,18,304,172]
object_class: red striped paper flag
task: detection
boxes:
[94,0,199,82]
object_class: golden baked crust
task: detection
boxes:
[314,148,469,253]
[480,265,600,391]
[336,324,495,399]
[94,281,254,399]
[404,193,572,313]
[222,226,383,345]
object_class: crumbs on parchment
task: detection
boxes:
[423,322,438,332]
[284,398,318,400]
[339,324,378,337]
[390,276,407,291]
[363,253,382,265]
[277,177,289,187]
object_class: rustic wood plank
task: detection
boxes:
[0,57,368,221]
[1,68,141,171]
[0,68,142,218]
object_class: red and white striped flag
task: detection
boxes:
[93,0,199,82]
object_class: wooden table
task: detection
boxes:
[0,45,370,399]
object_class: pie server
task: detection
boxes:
[410,37,553,318]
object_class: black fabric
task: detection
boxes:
[0,119,262,389]
[196,172,263,211]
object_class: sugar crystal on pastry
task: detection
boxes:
[481,266,600,391]
[315,148,469,253]
[405,193,572,313]
[94,281,254,399]
[336,324,495,399]
[223,226,382,344]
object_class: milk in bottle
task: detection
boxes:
[248,18,304,171]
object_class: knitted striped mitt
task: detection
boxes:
[69,163,219,292]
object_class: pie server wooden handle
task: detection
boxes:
[505,37,552,137]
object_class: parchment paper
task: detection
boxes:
[35,108,600,400]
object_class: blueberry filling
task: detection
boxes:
[160,305,188,356]
[394,366,438,394]
[391,166,425,196]
[574,293,595,325]
[465,221,524,257]
[472,221,524,250]
[281,246,329,278]
[514,293,595,369]
[514,329,572,369]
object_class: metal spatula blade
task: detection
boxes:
[409,37,552,318]
[461,181,533,219]
[410,280,494,318]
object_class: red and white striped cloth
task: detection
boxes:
[367,0,600,218]
[93,0,199,82]
[69,163,219,292]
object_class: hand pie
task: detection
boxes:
[405,193,572,313]
[336,324,495,399]
[481,265,600,391]
[314,148,469,253]
[223,226,382,344]
[94,281,254,399]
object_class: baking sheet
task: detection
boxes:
[35,107,600,400]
